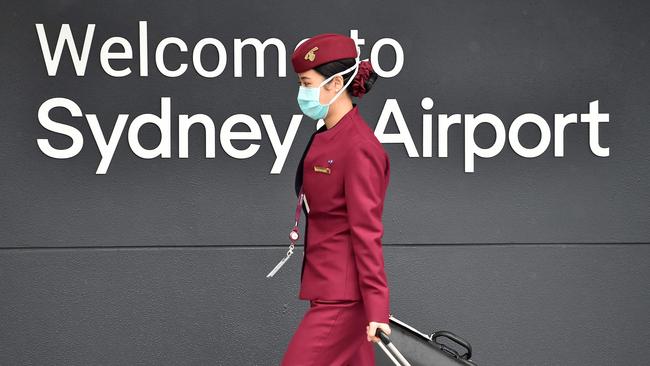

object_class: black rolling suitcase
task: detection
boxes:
[375,314,478,366]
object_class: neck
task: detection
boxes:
[324,99,353,129]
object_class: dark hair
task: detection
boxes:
[313,58,378,99]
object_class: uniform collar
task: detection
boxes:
[314,103,358,142]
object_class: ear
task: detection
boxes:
[333,74,345,91]
[324,74,344,92]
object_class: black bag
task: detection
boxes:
[375,314,478,366]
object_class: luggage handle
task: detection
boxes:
[375,329,412,366]
[430,330,473,360]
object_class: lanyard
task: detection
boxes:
[266,186,304,278]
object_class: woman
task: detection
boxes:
[281,33,392,366]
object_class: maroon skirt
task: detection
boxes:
[281,299,374,366]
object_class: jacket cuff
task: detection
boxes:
[363,294,390,324]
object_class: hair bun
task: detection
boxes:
[351,60,374,98]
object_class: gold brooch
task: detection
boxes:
[313,165,331,174]
[305,47,319,62]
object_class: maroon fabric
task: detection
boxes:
[291,33,358,73]
[281,300,375,365]
[298,105,391,325]
[351,60,374,98]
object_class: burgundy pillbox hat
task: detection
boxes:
[291,33,359,73]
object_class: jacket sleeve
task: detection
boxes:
[344,140,391,324]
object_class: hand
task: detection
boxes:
[366,321,391,343]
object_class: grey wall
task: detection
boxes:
[1,0,648,365]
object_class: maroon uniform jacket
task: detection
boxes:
[294,104,391,324]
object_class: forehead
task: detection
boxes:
[297,69,322,81]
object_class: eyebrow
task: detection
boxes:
[299,76,311,80]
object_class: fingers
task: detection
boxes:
[381,323,391,336]
[367,322,378,342]
[367,322,392,343]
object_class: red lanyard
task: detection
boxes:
[291,186,304,239]
[266,186,305,278]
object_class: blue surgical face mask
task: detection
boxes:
[297,48,368,120]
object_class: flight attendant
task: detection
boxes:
[280,33,392,366]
